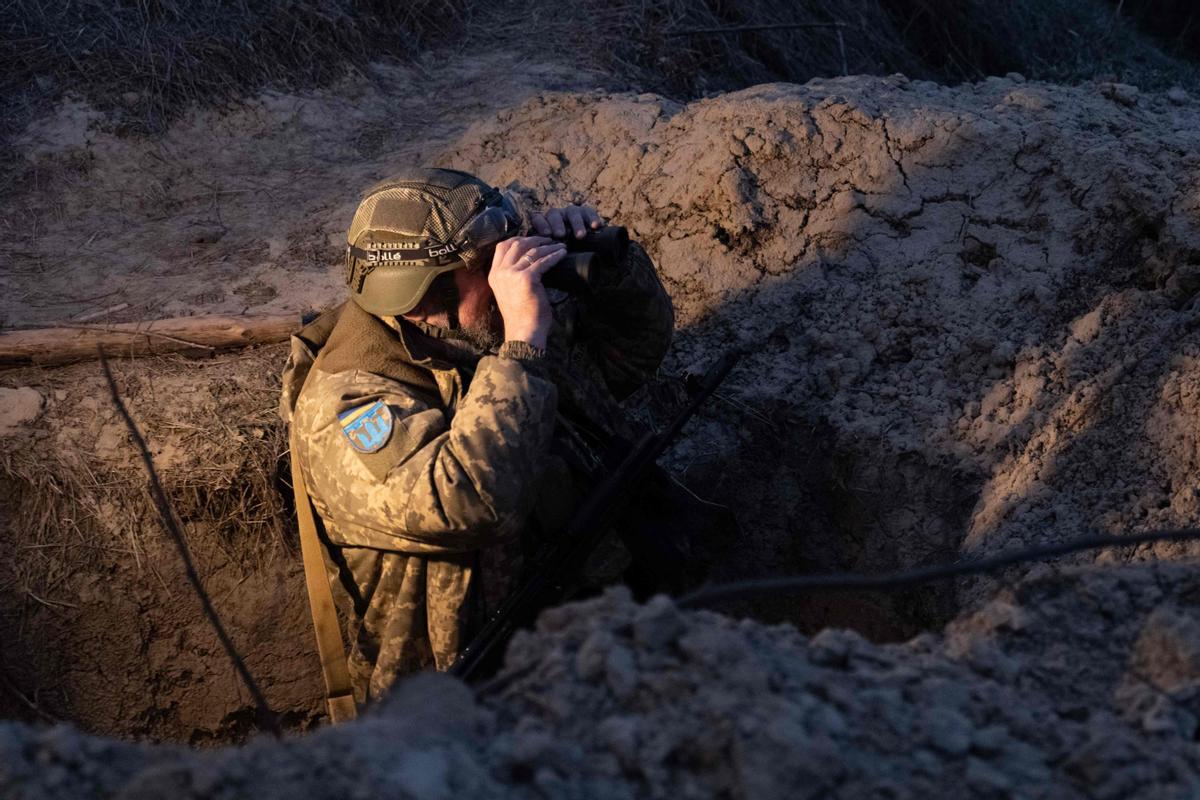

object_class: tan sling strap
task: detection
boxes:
[288,428,358,724]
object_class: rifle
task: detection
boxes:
[450,351,740,682]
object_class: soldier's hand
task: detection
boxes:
[531,204,605,240]
[489,236,566,349]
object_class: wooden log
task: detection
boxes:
[0,313,305,368]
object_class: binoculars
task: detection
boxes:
[541,226,630,294]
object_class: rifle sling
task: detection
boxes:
[289,428,358,724]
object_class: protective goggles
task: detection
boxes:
[454,189,524,252]
[345,189,524,268]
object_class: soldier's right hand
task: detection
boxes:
[489,236,566,350]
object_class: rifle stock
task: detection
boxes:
[450,351,739,682]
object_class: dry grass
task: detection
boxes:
[0,0,468,135]
[485,0,1198,98]
[0,347,293,608]
[882,0,1197,85]
[3,0,1197,148]
[475,0,920,97]
[1083,0,1200,60]
[0,446,117,613]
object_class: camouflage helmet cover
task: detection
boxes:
[344,167,526,316]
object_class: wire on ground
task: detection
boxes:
[678,528,1200,608]
[100,352,279,736]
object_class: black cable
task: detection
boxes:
[677,528,1200,609]
[91,349,1200,707]
[100,353,279,736]
[664,23,847,37]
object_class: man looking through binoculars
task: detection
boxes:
[280,168,676,704]
[403,197,609,353]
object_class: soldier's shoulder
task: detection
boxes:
[295,368,443,484]
[295,369,433,430]
[302,366,397,395]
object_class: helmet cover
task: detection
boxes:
[344,167,525,316]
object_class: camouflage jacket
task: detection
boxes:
[280,241,673,700]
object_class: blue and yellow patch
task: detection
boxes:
[339,400,393,454]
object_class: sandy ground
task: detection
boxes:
[1,51,596,329]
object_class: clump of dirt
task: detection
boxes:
[445,75,1200,625]
[0,387,43,434]
[946,561,1200,739]
[3,574,1200,798]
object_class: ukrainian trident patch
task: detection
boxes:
[339,400,393,454]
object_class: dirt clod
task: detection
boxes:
[0,387,44,434]
[3,576,1200,798]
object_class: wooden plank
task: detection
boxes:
[0,314,303,367]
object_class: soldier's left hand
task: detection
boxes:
[531,204,605,240]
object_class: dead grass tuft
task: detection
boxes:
[0,0,468,136]
[474,0,1197,99]
[3,0,1197,149]
[0,347,293,606]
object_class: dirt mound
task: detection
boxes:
[3,574,1200,798]
[490,574,1200,798]
[446,75,1200,624]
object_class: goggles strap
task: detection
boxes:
[346,242,460,265]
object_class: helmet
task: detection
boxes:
[344,167,526,316]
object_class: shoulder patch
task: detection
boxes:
[339,400,394,454]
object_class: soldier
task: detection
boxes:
[279,168,674,703]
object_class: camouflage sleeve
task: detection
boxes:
[575,240,675,400]
[296,355,558,553]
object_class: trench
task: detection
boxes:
[0,465,324,743]
[673,394,982,644]
[0,356,991,743]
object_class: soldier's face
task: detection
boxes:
[454,266,503,341]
